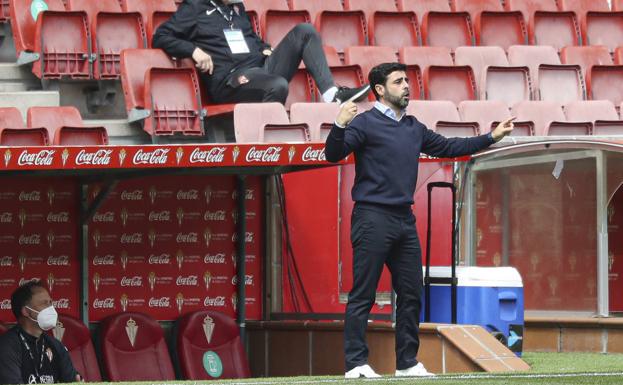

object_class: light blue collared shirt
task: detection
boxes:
[374,101,406,122]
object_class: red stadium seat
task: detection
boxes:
[0,107,48,145]
[564,100,623,135]
[290,102,341,141]
[397,0,451,26]
[454,46,530,105]
[508,45,561,97]
[120,48,175,121]
[424,65,477,105]
[560,45,613,76]
[558,0,623,53]
[616,0,623,11]
[406,100,460,131]
[176,311,250,380]
[120,0,177,40]
[459,100,534,135]
[144,67,204,136]
[10,0,92,79]
[233,102,289,143]
[512,101,591,135]
[345,0,419,50]
[284,69,314,109]
[263,123,311,142]
[504,0,559,22]
[10,0,66,65]
[529,11,581,51]
[344,46,397,84]
[50,315,102,382]
[615,47,623,64]
[100,312,175,381]
[323,46,366,94]
[290,0,366,53]
[451,0,527,50]
[538,64,586,103]
[587,66,623,108]
[0,0,10,23]
[67,0,147,79]
[27,106,107,145]
[421,11,475,51]
[261,10,311,47]
[399,46,453,68]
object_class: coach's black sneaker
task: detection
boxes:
[333,84,371,104]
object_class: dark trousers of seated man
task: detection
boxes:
[216,24,334,104]
[344,203,424,371]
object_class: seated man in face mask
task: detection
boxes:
[153,0,370,105]
[0,281,82,384]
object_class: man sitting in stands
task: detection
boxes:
[153,0,370,105]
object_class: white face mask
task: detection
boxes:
[25,305,58,331]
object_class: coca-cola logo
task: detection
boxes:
[19,234,40,245]
[0,299,11,309]
[231,189,254,200]
[302,146,326,162]
[148,297,171,308]
[17,150,55,166]
[120,276,143,287]
[203,296,226,307]
[245,146,282,162]
[148,211,171,222]
[204,210,226,221]
[0,256,12,266]
[232,274,254,286]
[189,147,226,164]
[47,212,69,223]
[177,189,198,200]
[148,254,171,264]
[93,255,115,265]
[52,298,69,309]
[19,191,41,202]
[93,211,115,222]
[176,275,198,286]
[120,233,142,244]
[133,149,170,165]
[121,190,143,200]
[176,232,198,243]
[0,212,12,223]
[75,149,112,166]
[47,255,69,266]
[204,253,226,264]
[93,298,115,309]
[232,232,254,243]
[19,278,39,286]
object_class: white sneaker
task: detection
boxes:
[345,364,382,379]
[395,362,435,377]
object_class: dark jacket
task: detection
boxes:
[325,107,495,206]
[152,0,271,100]
[0,326,79,384]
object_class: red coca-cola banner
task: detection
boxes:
[88,175,263,321]
[0,178,80,322]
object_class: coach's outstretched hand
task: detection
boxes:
[491,116,516,142]
[336,101,358,127]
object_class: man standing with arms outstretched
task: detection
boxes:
[325,62,515,378]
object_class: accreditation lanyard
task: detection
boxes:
[19,332,46,378]
[209,0,235,29]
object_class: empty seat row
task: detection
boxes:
[0,106,108,145]
[10,311,248,382]
[9,0,177,79]
[245,0,623,53]
[233,100,623,144]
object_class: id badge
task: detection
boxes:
[224,29,250,54]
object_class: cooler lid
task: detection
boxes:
[424,266,523,287]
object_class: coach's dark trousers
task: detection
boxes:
[218,23,334,104]
[344,202,424,371]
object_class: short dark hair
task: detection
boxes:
[368,62,407,100]
[11,280,45,320]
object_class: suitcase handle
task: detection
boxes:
[424,181,458,324]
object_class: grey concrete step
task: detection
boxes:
[83,119,151,145]
[0,63,38,82]
[0,91,59,118]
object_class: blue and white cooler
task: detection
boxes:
[420,266,524,356]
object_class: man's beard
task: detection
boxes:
[385,90,410,110]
